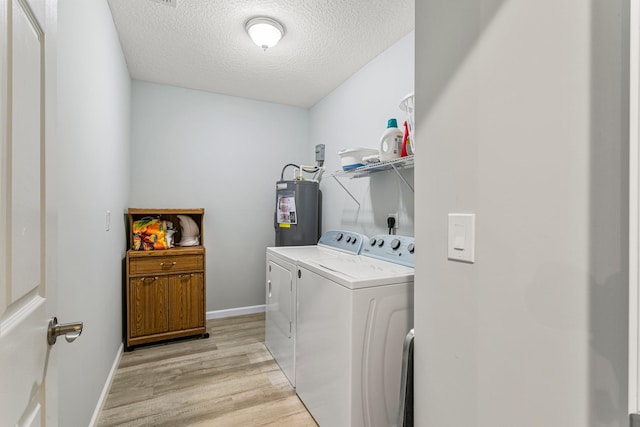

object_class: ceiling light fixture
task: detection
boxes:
[245,17,285,51]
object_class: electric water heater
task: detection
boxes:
[274,180,321,246]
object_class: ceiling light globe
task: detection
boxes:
[246,17,285,51]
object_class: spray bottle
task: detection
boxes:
[401,120,411,157]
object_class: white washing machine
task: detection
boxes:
[265,230,368,387]
[295,235,415,427]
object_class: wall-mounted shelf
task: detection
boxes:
[331,155,414,179]
[330,155,414,206]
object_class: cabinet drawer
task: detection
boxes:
[130,255,203,275]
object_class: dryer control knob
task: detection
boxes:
[346,236,352,243]
[370,238,377,246]
[408,243,415,253]
[336,233,343,241]
[391,239,401,250]
[352,238,357,245]
[378,239,385,247]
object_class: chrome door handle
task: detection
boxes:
[47,316,83,345]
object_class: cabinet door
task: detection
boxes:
[169,273,204,331]
[130,276,169,337]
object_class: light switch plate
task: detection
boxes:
[448,213,475,263]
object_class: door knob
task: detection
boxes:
[47,316,83,345]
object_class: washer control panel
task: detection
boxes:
[318,230,368,254]
[361,235,415,267]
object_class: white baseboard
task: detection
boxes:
[207,304,265,320]
[88,342,124,427]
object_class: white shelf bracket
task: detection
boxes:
[390,163,414,192]
[332,175,360,206]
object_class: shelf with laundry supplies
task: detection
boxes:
[330,155,414,206]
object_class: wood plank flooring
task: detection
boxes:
[96,313,317,427]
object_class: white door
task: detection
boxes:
[0,0,59,425]
[632,0,640,419]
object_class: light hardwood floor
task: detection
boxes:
[96,313,317,427]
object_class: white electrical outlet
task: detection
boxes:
[387,213,399,229]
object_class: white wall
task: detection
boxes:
[310,32,415,237]
[57,1,131,426]
[415,1,628,426]
[130,81,309,311]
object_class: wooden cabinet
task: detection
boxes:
[125,208,207,350]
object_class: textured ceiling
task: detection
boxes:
[107,0,414,108]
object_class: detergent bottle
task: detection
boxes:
[379,118,403,161]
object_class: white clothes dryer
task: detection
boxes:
[265,230,368,387]
[295,235,415,427]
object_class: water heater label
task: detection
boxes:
[277,194,297,225]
